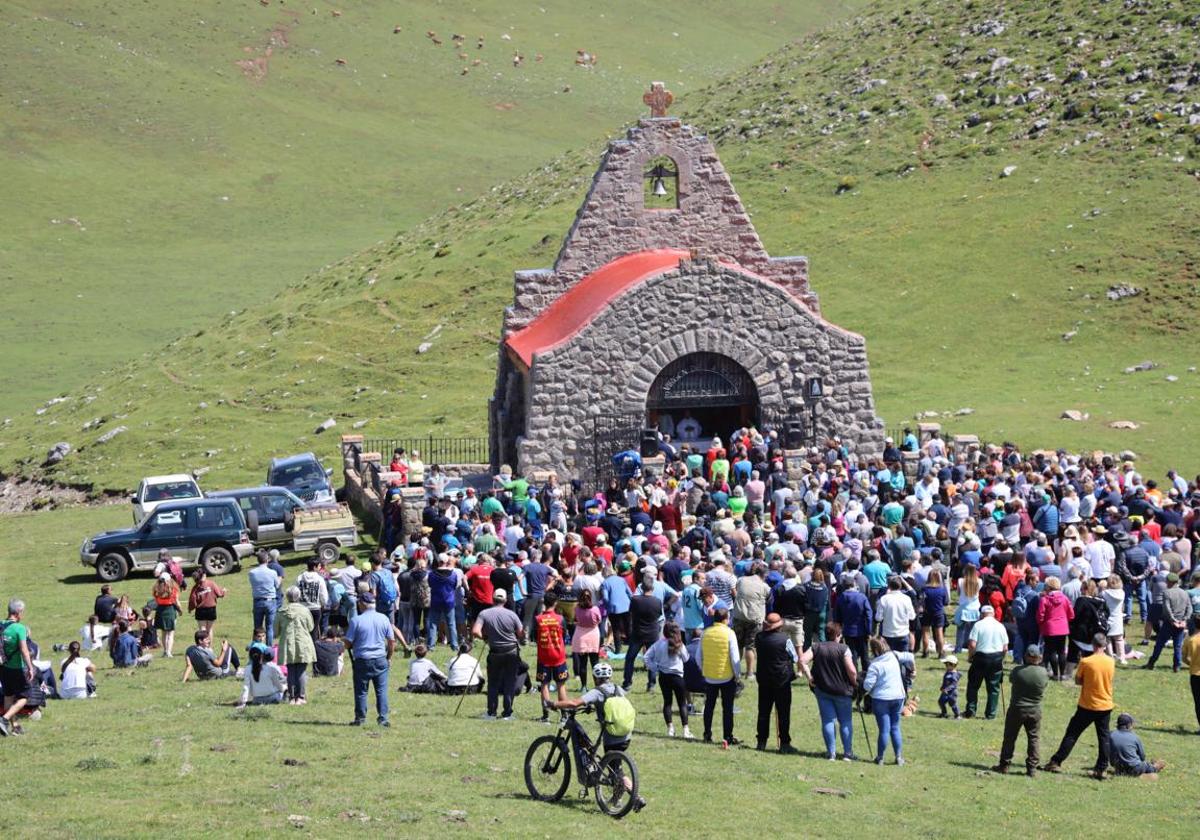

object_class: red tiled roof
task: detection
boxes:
[505,249,690,368]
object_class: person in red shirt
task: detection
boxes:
[465,556,496,622]
[187,569,227,635]
[560,533,582,569]
[536,593,569,721]
[582,519,605,549]
[593,534,614,568]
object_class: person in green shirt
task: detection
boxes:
[992,643,1050,776]
[473,523,501,556]
[503,476,530,507]
[479,493,505,519]
[1,598,36,736]
[728,486,749,520]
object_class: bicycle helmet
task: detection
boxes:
[592,661,613,680]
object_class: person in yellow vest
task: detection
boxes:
[696,606,741,745]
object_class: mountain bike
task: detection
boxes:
[523,705,640,818]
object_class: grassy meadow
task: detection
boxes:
[1,505,1197,837]
[3,0,1199,495]
[1,0,863,408]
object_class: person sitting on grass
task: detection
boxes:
[108,620,151,668]
[446,643,484,694]
[404,643,448,692]
[313,627,345,677]
[237,646,286,708]
[58,641,96,700]
[181,631,241,682]
[1108,713,1166,778]
[79,614,110,652]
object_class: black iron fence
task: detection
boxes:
[362,436,489,467]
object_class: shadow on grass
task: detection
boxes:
[488,790,593,812]
[280,719,356,727]
[1141,724,1199,738]
[948,760,999,773]
[59,573,102,585]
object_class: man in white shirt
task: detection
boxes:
[1085,530,1115,581]
[965,605,1009,719]
[878,576,917,652]
[503,520,525,559]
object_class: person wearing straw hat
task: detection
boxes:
[754,612,799,753]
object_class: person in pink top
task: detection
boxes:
[1036,576,1075,681]
[571,588,603,689]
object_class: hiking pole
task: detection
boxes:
[453,637,488,717]
[999,672,1006,717]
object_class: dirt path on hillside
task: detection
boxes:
[236,10,299,82]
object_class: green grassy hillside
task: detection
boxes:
[1,0,861,407]
[3,0,1199,492]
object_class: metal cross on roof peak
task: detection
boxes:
[643,82,674,118]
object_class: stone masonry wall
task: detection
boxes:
[501,118,818,336]
[515,261,885,477]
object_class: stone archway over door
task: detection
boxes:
[646,352,759,445]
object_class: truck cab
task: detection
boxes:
[131,474,203,525]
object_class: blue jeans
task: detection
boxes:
[1147,622,1186,669]
[815,689,854,757]
[1125,581,1149,623]
[427,604,458,649]
[1013,625,1039,663]
[253,599,278,646]
[873,697,904,761]
[623,637,656,690]
[352,656,390,723]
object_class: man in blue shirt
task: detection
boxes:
[521,556,553,637]
[833,583,873,673]
[345,593,396,726]
[248,551,283,646]
[601,571,633,652]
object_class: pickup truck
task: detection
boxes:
[81,498,255,582]
[130,474,203,525]
[207,486,358,564]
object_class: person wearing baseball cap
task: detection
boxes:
[472,589,526,720]
[1108,713,1166,777]
[964,604,1007,719]
[1143,572,1193,672]
[993,644,1049,775]
[344,590,395,727]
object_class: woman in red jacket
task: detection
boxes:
[1036,576,1074,680]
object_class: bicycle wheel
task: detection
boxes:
[593,751,639,818]
[524,735,571,802]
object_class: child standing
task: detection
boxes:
[536,593,570,721]
[938,654,961,719]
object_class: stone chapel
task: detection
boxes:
[489,85,884,484]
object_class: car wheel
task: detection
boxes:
[284,510,296,533]
[201,546,235,576]
[245,510,260,542]
[96,553,129,582]
[316,541,339,566]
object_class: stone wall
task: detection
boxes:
[500,118,819,337]
[515,261,885,477]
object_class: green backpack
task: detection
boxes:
[602,694,637,738]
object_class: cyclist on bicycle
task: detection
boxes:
[550,661,646,812]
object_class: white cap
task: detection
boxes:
[493,589,507,603]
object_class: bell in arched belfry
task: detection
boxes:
[651,176,669,196]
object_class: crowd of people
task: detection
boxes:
[4,427,1200,785]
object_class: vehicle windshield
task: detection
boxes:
[145,481,200,502]
[270,462,325,487]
